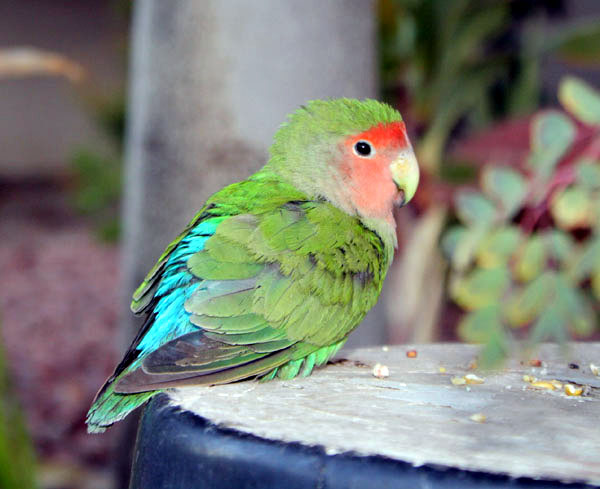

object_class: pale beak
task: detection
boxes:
[390,148,420,206]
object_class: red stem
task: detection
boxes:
[520,165,575,235]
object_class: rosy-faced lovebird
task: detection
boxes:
[86,98,419,433]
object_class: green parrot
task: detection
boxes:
[86,98,419,433]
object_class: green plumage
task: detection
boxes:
[86,99,410,433]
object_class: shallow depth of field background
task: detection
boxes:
[0,1,599,488]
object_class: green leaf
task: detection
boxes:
[555,275,596,337]
[70,149,121,214]
[527,111,575,176]
[458,306,508,368]
[566,235,600,282]
[0,321,37,489]
[542,230,574,263]
[447,225,488,271]
[455,191,497,226]
[441,226,467,260]
[481,166,527,218]
[476,226,522,269]
[575,159,600,190]
[507,52,540,116]
[479,334,510,369]
[558,76,600,125]
[529,303,568,346]
[553,23,600,66]
[514,236,546,282]
[458,305,502,343]
[550,186,593,230]
[452,267,510,310]
[505,272,555,328]
[591,264,600,302]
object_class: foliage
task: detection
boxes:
[379,1,600,344]
[70,145,122,242]
[66,3,129,242]
[0,319,37,489]
[0,44,126,242]
[69,92,125,242]
[443,77,600,365]
[379,0,600,173]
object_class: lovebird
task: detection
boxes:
[86,99,419,433]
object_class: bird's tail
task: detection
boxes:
[86,376,157,433]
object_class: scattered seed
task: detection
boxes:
[465,373,485,384]
[531,381,557,391]
[470,413,486,423]
[450,374,485,385]
[372,363,390,379]
[564,384,583,396]
[406,349,417,358]
[550,380,563,390]
[451,376,466,386]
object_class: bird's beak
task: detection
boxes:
[390,148,419,207]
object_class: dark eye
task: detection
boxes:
[354,140,373,157]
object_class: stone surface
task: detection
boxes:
[168,343,600,486]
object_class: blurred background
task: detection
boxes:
[0,1,598,488]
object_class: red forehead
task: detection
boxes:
[348,121,408,149]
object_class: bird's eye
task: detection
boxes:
[353,140,374,158]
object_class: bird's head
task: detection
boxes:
[267,99,419,230]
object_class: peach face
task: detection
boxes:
[338,121,418,220]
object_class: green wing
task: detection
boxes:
[115,195,390,393]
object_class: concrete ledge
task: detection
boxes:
[131,343,600,488]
